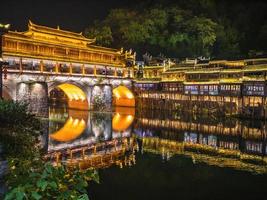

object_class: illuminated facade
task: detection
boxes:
[135,58,267,118]
[2,20,135,75]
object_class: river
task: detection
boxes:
[44,106,267,200]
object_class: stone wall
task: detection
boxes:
[91,85,112,110]
[16,82,48,117]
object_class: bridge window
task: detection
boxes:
[72,65,82,74]
[58,64,69,73]
[85,67,94,74]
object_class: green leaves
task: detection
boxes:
[4,187,25,200]
[85,25,113,46]
[83,6,219,58]
[83,1,267,59]
[5,163,99,199]
[37,180,48,191]
[78,194,90,200]
[0,100,40,129]
[31,192,42,200]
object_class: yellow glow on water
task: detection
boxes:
[112,112,134,132]
[57,83,86,101]
[50,117,86,142]
[126,115,133,122]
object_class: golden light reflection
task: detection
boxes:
[142,137,267,174]
[49,106,134,142]
[113,86,135,107]
[50,117,86,142]
[112,108,134,131]
[57,83,86,101]
[46,138,137,170]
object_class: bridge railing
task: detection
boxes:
[5,63,134,78]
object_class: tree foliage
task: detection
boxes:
[84,0,267,59]
[5,163,98,200]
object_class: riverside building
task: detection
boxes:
[134,57,267,118]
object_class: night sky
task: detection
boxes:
[1,0,266,33]
[0,0,132,32]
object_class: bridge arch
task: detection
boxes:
[49,81,90,110]
[112,85,135,107]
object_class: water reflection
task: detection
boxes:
[48,107,135,146]
[44,108,267,174]
[46,106,136,169]
[134,110,267,174]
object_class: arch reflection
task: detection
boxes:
[112,107,135,132]
[48,106,135,152]
[50,117,86,142]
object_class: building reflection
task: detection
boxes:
[46,106,136,169]
[134,111,267,174]
[45,108,267,173]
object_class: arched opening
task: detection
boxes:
[113,86,135,107]
[49,83,89,110]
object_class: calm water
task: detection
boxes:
[45,107,267,200]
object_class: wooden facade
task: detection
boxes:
[2,20,135,77]
[135,58,267,118]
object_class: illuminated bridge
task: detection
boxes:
[2,21,136,115]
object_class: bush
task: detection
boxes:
[5,163,99,200]
[0,100,39,128]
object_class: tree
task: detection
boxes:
[185,17,217,57]
[84,24,113,46]
[213,24,241,59]
[83,1,267,59]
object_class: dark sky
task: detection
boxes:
[1,0,265,33]
[0,0,131,32]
